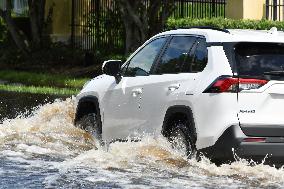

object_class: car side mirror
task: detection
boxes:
[102,60,122,83]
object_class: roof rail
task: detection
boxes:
[177,26,230,34]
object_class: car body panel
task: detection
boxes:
[76,28,284,159]
[238,81,284,134]
[77,44,237,149]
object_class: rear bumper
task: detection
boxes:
[200,125,284,164]
[241,124,284,137]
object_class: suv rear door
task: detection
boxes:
[235,42,284,137]
[137,36,208,134]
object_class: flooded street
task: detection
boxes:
[1,92,284,188]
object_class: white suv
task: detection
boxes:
[75,27,284,163]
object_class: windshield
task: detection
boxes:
[235,42,284,79]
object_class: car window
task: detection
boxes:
[182,38,208,73]
[124,37,166,77]
[156,36,196,74]
[235,42,284,80]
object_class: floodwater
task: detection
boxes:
[1,92,284,188]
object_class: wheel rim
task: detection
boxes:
[86,113,99,138]
[170,128,193,157]
[77,113,99,139]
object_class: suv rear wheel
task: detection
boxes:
[168,120,196,158]
[75,113,102,143]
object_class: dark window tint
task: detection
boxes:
[156,36,196,74]
[188,38,208,72]
[124,37,166,76]
[235,43,284,79]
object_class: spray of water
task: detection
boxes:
[1,98,284,188]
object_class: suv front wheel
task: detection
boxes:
[75,113,102,143]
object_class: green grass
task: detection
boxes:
[0,84,79,95]
[0,70,90,89]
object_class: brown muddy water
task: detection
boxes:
[1,91,284,188]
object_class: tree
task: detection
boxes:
[28,0,46,47]
[0,0,48,55]
[0,0,30,55]
[117,0,175,54]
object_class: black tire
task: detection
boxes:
[168,120,196,158]
[75,113,102,143]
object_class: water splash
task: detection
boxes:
[0,98,284,188]
[0,98,96,157]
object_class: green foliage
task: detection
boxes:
[0,70,89,89]
[0,41,85,69]
[32,42,82,64]
[166,17,284,30]
[0,18,7,43]
[85,8,125,56]
[0,84,78,95]
[105,54,127,62]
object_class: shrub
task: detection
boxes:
[166,17,284,30]
[0,18,7,44]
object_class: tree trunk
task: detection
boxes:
[117,0,175,55]
[28,0,46,48]
[118,0,148,54]
[0,0,30,56]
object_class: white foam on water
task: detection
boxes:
[1,98,284,188]
[58,137,284,188]
[0,149,25,157]
[0,98,96,157]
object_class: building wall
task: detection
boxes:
[226,0,244,19]
[226,0,266,20]
[243,0,266,19]
[47,0,276,45]
[45,0,92,43]
[45,0,72,43]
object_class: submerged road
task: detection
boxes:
[0,93,284,188]
[0,91,66,121]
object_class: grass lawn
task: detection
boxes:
[0,84,79,95]
[0,70,90,89]
[0,70,90,95]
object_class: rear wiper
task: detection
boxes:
[263,71,284,76]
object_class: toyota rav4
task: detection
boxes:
[75,27,284,163]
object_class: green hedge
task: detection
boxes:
[166,17,284,30]
[0,18,7,43]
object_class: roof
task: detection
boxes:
[154,28,284,43]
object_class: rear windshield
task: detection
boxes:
[235,42,284,79]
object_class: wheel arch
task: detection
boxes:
[75,96,102,134]
[162,105,197,143]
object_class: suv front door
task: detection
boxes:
[102,37,167,141]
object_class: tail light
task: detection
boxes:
[204,76,268,93]
[243,137,266,143]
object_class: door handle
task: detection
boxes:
[132,88,143,97]
[168,84,180,91]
